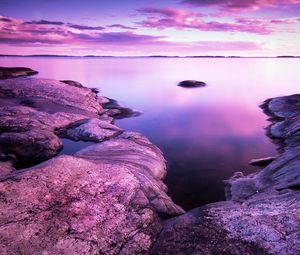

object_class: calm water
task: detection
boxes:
[1,57,300,210]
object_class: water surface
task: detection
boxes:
[1,57,299,209]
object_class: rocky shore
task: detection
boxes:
[0,67,299,254]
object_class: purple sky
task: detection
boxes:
[0,0,299,56]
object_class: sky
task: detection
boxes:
[0,0,300,56]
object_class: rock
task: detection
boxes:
[0,133,183,254]
[75,131,184,217]
[0,78,102,115]
[0,67,38,79]
[178,80,206,88]
[97,96,111,106]
[249,156,276,167]
[60,80,84,88]
[0,161,15,178]
[101,97,142,119]
[149,206,269,255]
[0,77,104,166]
[0,129,62,167]
[91,88,100,94]
[106,107,142,119]
[60,118,123,142]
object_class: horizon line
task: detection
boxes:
[0,54,299,59]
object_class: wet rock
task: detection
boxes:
[106,107,142,119]
[178,80,206,88]
[91,87,100,94]
[0,67,38,79]
[60,80,84,88]
[61,118,123,142]
[101,97,142,119]
[0,77,104,165]
[249,156,276,167]
[149,206,269,255]
[0,129,62,167]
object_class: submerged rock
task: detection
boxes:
[178,80,206,88]
[60,118,123,142]
[101,97,142,119]
[0,66,38,79]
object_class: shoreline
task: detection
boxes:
[0,67,299,254]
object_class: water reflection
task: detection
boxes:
[1,57,299,209]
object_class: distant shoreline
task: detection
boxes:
[0,54,299,59]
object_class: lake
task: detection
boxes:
[1,57,299,210]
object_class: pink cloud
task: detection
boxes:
[0,15,262,55]
[137,7,300,34]
[0,15,163,46]
[137,7,197,19]
[107,24,137,30]
[181,0,300,12]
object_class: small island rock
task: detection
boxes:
[178,80,206,88]
[0,66,38,79]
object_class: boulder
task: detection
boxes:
[0,132,183,254]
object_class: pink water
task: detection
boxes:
[1,57,299,209]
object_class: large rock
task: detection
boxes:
[0,77,102,114]
[0,77,105,166]
[0,133,183,255]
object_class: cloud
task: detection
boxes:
[181,0,300,11]
[0,17,13,22]
[67,23,105,30]
[0,15,271,55]
[23,20,64,25]
[69,31,164,44]
[107,24,137,30]
[0,15,164,46]
[137,7,300,34]
[137,7,196,18]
